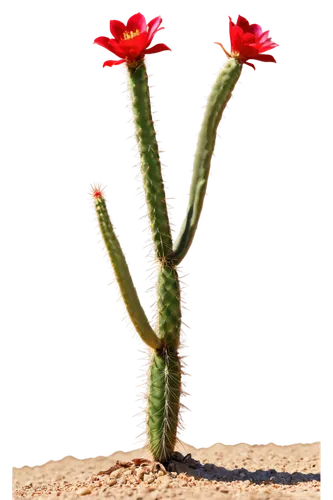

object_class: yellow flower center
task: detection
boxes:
[123,29,141,40]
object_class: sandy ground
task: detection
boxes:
[13,442,320,499]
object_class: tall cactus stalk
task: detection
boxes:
[91,12,277,464]
[127,59,182,462]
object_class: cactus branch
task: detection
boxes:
[93,190,161,350]
[170,57,242,265]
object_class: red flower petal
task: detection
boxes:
[242,59,259,71]
[94,36,112,51]
[243,32,256,44]
[236,15,250,31]
[107,39,128,58]
[118,32,149,59]
[147,16,163,45]
[247,53,277,63]
[110,20,126,40]
[239,46,261,59]
[258,30,270,43]
[229,25,244,53]
[127,12,146,33]
[142,40,175,56]
[99,57,126,70]
[259,41,279,52]
[248,23,262,36]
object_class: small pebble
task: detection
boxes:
[76,486,92,495]
[136,470,145,480]
[110,467,125,479]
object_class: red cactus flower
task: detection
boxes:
[215,15,278,70]
[94,12,171,68]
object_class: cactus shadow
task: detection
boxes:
[165,452,320,485]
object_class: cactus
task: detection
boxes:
[91,12,277,464]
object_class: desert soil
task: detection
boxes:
[13,442,320,499]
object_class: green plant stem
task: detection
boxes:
[157,265,181,350]
[144,262,182,463]
[127,61,173,262]
[94,195,161,350]
[170,57,242,265]
[147,345,182,463]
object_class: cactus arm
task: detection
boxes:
[127,61,173,262]
[170,57,242,265]
[94,193,161,350]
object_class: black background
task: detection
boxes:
[8,4,323,463]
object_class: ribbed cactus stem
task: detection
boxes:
[146,263,182,462]
[127,61,173,262]
[126,60,183,462]
[157,265,181,350]
[170,57,242,264]
[147,344,182,463]
[93,192,161,350]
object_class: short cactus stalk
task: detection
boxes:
[91,12,277,464]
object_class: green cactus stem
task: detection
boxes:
[147,344,182,464]
[157,265,181,350]
[142,263,182,463]
[170,57,242,265]
[127,61,173,262]
[93,190,161,350]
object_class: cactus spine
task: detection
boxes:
[92,57,242,463]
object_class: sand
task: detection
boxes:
[13,442,320,499]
